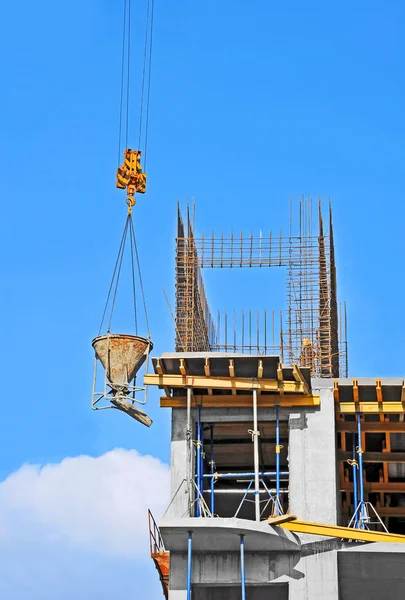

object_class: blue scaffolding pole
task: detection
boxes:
[196,405,202,517]
[357,412,366,527]
[187,531,193,600]
[240,534,246,600]
[349,412,388,532]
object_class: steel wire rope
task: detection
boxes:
[129,214,139,334]
[107,217,131,332]
[125,0,132,148]
[98,216,130,335]
[117,0,154,162]
[129,215,150,337]
[143,0,155,170]
[138,0,152,151]
[117,0,128,166]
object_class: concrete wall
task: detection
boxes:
[288,383,338,525]
[338,544,405,600]
[168,543,339,600]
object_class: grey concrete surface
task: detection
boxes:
[168,541,339,599]
[288,385,338,526]
[160,517,300,552]
[338,546,405,600]
[168,408,189,518]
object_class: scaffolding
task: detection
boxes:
[175,197,348,377]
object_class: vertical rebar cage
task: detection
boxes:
[175,198,347,377]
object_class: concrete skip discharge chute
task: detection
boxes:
[91,214,153,427]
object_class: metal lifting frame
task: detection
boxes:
[91,341,152,426]
[349,412,388,531]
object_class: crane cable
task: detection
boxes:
[98,214,150,338]
[117,0,155,169]
[101,0,154,339]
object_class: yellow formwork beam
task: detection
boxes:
[338,402,405,414]
[275,519,405,543]
[159,394,320,409]
[144,374,306,394]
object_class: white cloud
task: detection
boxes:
[0,449,170,557]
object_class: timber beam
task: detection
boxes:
[339,451,405,463]
[160,394,320,409]
[144,373,306,394]
[337,421,405,432]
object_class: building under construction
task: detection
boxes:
[84,1,405,596]
[142,198,405,599]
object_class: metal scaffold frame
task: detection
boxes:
[175,198,347,378]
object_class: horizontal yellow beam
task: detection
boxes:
[276,519,405,543]
[338,402,405,414]
[145,374,305,394]
[160,394,320,409]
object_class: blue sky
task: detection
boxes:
[1,0,405,597]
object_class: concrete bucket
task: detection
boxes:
[92,334,153,386]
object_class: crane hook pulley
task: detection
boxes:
[116,148,147,214]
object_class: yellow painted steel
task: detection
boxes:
[159,394,320,409]
[116,148,147,212]
[338,402,405,414]
[275,519,405,543]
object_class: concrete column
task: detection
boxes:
[288,548,339,600]
[288,384,338,524]
[288,383,339,599]
[169,553,188,599]
[169,409,189,518]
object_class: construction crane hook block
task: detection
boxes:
[116,149,147,213]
